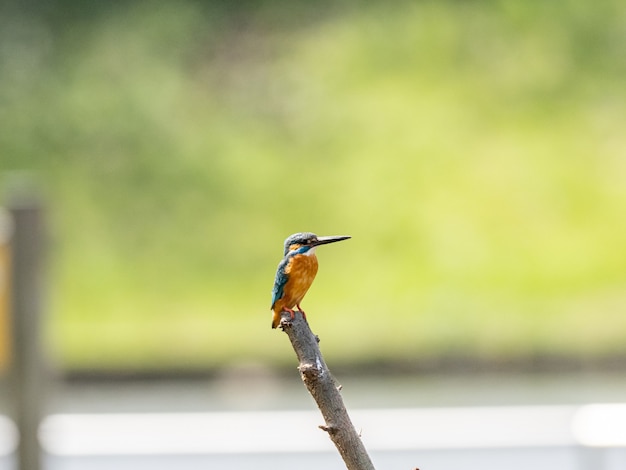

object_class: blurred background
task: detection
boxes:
[1,0,626,469]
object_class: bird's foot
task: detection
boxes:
[295,304,307,322]
[279,307,308,330]
[284,307,296,320]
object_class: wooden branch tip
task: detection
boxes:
[279,309,307,330]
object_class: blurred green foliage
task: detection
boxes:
[1,0,625,371]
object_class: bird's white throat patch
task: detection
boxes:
[305,246,317,256]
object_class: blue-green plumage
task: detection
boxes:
[270,257,290,309]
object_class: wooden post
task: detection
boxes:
[8,193,46,470]
[0,209,13,373]
[280,312,376,470]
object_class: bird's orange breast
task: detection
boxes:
[282,253,319,308]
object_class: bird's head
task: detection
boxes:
[283,232,351,256]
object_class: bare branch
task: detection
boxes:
[280,311,376,470]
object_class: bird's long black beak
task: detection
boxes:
[312,235,351,247]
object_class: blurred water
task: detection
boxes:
[47,370,626,413]
[2,371,626,470]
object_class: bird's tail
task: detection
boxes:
[271,310,280,329]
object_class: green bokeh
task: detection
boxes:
[1,0,625,370]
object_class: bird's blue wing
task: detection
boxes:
[271,257,290,309]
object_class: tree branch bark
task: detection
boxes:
[280,311,376,470]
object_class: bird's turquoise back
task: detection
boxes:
[271,256,290,309]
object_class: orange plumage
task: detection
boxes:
[271,251,318,328]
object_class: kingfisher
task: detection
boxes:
[270,232,351,329]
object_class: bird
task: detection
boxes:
[270,232,351,329]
